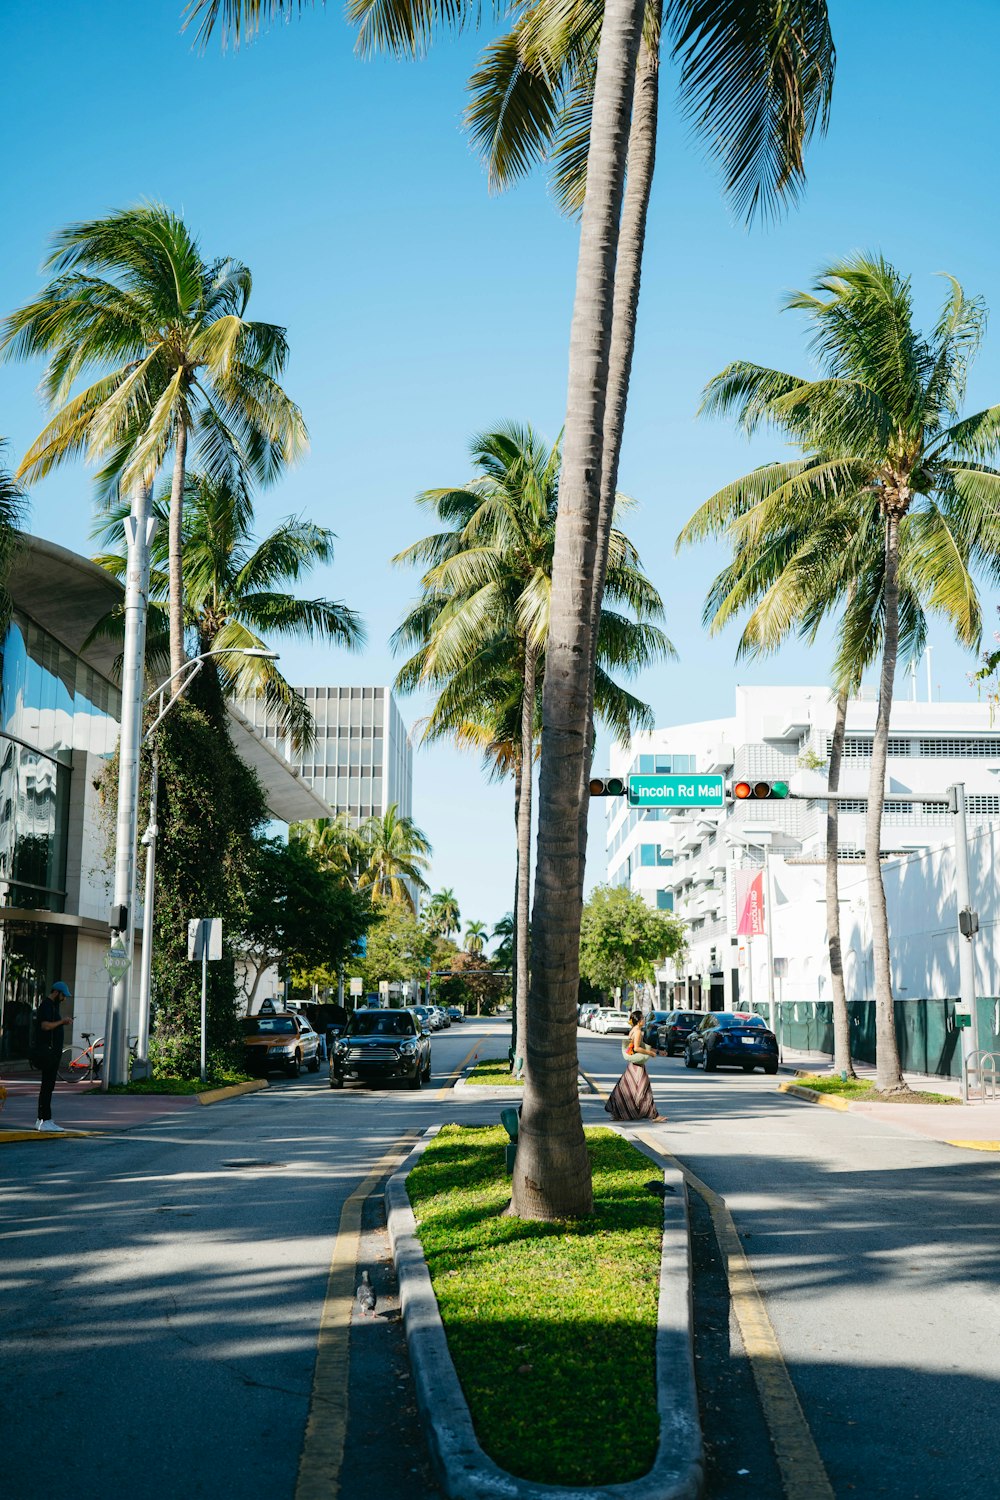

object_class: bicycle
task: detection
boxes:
[62,1033,138,1083]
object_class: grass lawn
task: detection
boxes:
[796,1074,960,1105]
[406,1124,663,1487]
[465,1056,522,1087]
[107,1071,255,1095]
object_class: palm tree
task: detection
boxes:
[0,443,26,629]
[492,912,515,970]
[393,422,669,1081]
[357,803,432,910]
[191,0,836,1217]
[426,887,461,938]
[464,920,489,954]
[680,256,1000,1092]
[91,471,363,746]
[1,203,307,679]
[292,815,365,886]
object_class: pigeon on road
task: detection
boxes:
[357,1269,377,1317]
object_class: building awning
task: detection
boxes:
[9,533,332,825]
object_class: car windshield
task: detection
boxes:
[348,1012,416,1037]
[243,1017,295,1035]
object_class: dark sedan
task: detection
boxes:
[684,1011,778,1074]
[656,1010,703,1056]
[330,1008,432,1090]
[641,1010,672,1048]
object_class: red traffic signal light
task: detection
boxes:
[733,780,789,801]
[589,776,626,796]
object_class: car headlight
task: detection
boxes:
[399,1039,417,1053]
[336,1041,350,1053]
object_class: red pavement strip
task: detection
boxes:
[1,1071,199,1139]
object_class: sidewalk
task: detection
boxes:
[0,1067,198,1137]
[778,1047,1000,1149]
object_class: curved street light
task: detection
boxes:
[134,646,280,1072]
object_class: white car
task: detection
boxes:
[596,1008,631,1036]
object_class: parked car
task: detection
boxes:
[330,1007,432,1090]
[410,1004,436,1031]
[588,1007,608,1031]
[594,1008,631,1036]
[641,1010,672,1048]
[684,1012,778,1074]
[430,1006,450,1028]
[446,1006,465,1023]
[578,1004,600,1029]
[242,1012,321,1077]
[656,1010,703,1057]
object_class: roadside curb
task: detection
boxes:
[455,1065,594,1098]
[386,1128,703,1500]
[776,1081,851,1112]
[196,1079,268,1106]
[0,1128,102,1142]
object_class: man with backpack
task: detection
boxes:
[32,981,73,1132]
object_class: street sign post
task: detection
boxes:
[628,773,725,808]
[349,977,363,997]
[188,918,223,1082]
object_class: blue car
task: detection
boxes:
[684,1011,778,1074]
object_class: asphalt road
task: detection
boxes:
[4,1018,1000,1500]
[577,1028,1000,1500]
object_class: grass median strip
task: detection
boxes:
[795,1074,959,1104]
[405,1123,662,1487]
[465,1057,522,1087]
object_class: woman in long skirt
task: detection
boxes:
[605,1008,666,1123]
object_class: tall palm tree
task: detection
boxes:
[492,911,515,969]
[426,887,461,938]
[393,422,669,1080]
[0,443,26,629]
[680,256,1000,1092]
[1,203,307,679]
[91,471,363,746]
[464,920,489,954]
[191,0,836,1217]
[357,803,432,910]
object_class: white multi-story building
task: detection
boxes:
[239,685,414,826]
[604,686,1000,1011]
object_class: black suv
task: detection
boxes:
[330,1008,432,1090]
[656,1010,703,1056]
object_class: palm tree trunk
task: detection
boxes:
[866,514,906,1092]
[577,30,661,873]
[168,419,189,680]
[827,687,855,1077]
[510,759,521,1070]
[512,0,645,1221]
[514,648,536,1082]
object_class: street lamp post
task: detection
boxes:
[133,647,279,1072]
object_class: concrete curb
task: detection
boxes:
[0,1128,100,1142]
[777,1081,851,1112]
[387,1129,703,1500]
[196,1079,268,1106]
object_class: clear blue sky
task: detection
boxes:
[2,1,999,936]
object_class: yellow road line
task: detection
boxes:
[294,1133,418,1500]
[436,1037,483,1100]
[585,1069,834,1499]
[0,1129,99,1143]
[946,1139,1000,1151]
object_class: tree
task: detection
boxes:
[356,803,432,910]
[2,203,307,678]
[356,896,434,989]
[491,911,514,970]
[425,887,461,938]
[393,422,668,1080]
[236,837,373,1008]
[0,441,26,632]
[292,814,366,885]
[681,257,1000,1092]
[464,919,488,954]
[579,885,685,997]
[92,470,363,744]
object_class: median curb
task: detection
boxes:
[386,1128,703,1500]
[196,1079,268,1106]
[0,1128,101,1142]
[777,1081,851,1112]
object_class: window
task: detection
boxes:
[639,844,657,866]
[967,794,1000,816]
[656,891,673,911]
[919,738,1000,757]
[829,736,909,758]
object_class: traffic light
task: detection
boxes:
[589,776,626,796]
[732,779,789,801]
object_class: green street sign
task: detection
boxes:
[628,773,726,809]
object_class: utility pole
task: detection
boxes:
[102,485,156,1090]
[951,782,980,1101]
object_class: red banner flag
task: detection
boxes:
[735,870,766,936]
